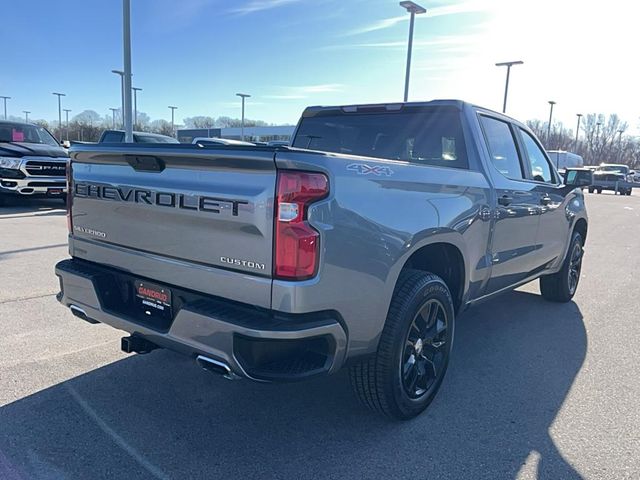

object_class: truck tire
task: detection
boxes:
[539,232,584,303]
[596,188,602,194]
[349,270,455,420]
[587,187,594,193]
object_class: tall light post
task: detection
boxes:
[168,106,177,137]
[574,113,582,151]
[52,92,65,137]
[617,129,624,162]
[111,70,125,128]
[23,111,30,123]
[122,0,133,142]
[236,93,251,141]
[546,100,556,147]
[109,108,118,129]
[400,1,426,102]
[0,96,10,120]
[64,109,72,140]
[132,87,142,129]
[594,121,602,165]
[495,60,523,113]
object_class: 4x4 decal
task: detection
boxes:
[347,163,394,176]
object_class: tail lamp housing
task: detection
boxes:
[274,171,328,280]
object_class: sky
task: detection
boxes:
[1,0,639,132]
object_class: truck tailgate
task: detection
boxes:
[69,144,276,307]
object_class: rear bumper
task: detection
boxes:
[55,258,348,381]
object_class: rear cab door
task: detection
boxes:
[514,127,573,268]
[476,113,542,293]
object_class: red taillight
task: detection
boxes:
[66,159,72,234]
[274,171,328,280]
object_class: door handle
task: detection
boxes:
[540,195,552,206]
[498,195,513,206]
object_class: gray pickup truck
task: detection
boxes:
[55,100,588,419]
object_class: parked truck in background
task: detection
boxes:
[0,121,68,205]
[99,129,180,144]
[55,100,589,419]
[589,163,634,195]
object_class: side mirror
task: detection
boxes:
[564,170,592,187]
[61,140,71,148]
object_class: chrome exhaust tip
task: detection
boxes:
[70,304,100,324]
[196,355,240,380]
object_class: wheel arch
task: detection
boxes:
[573,217,588,243]
[396,240,467,314]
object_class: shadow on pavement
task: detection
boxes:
[0,291,586,480]
[0,197,66,217]
[0,244,67,258]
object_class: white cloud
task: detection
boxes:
[218,101,266,108]
[231,0,302,15]
[330,33,483,50]
[264,95,308,100]
[298,84,343,93]
[346,1,490,35]
[264,84,345,101]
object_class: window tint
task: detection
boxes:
[102,131,124,143]
[0,123,58,146]
[520,129,554,183]
[292,109,468,169]
[480,116,523,179]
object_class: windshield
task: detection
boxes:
[599,165,629,174]
[292,108,468,169]
[0,122,59,146]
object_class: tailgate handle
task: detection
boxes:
[126,155,165,172]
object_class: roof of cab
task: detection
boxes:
[301,99,526,126]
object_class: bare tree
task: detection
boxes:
[149,119,173,136]
[183,116,216,128]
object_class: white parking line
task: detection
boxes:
[66,385,171,480]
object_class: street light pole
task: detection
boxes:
[110,108,118,129]
[574,113,582,151]
[495,61,523,113]
[132,87,142,129]
[64,109,72,140]
[400,1,426,102]
[23,111,30,123]
[111,70,125,128]
[594,121,602,165]
[52,92,65,137]
[0,96,10,120]
[617,129,624,162]
[168,106,177,137]
[122,0,133,142]
[236,93,251,141]
[546,100,556,147]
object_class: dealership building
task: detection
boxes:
[177,125,295,144]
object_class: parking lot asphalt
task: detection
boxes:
[1,192,639,480]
